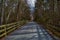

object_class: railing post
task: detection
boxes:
[4,25,7,38]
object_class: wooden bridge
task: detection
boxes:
[0,0,60,40]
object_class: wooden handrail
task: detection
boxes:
[0,21,27,38]
[46,24,60,38]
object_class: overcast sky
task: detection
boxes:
[26,0,36,14]
[27,0,36,8]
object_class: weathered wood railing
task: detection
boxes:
[46,23,60,38]
[0,21,27,38]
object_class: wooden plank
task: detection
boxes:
[0,22,18,28]
[0,25,6,28]
[7,25,16,30]
[7,27,16,33]
[0,33,6,37]
[0,29,5,33]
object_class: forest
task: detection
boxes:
[0,0,60,39]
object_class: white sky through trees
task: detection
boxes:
[26,0,36,13]
[27,0,36,8]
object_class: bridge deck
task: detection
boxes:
[5,22,55,40]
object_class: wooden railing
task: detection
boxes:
[0,21,27,38]
[46,23,60,38]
